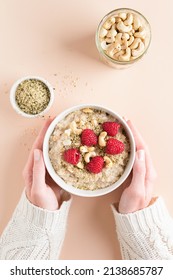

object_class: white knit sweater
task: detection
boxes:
[0,191,173,260]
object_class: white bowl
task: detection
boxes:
[43,104,136,197]
[10,76,54,118]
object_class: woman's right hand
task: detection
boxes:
[22,119,61,211]
[118,120,157,214]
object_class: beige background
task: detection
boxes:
[0,0,173,259]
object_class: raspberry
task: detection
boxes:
[86,156,104,174]
[102,122,120,136]
[63,148,80,165]
[81,129,97,146]
[105,138,124,155]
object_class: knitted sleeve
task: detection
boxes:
[112,197,173,259]
[0,190,71,260]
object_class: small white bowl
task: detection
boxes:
[10,76,54,118]
[43,104,136,197]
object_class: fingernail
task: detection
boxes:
[137,150,145,161]
[34,149,40,161]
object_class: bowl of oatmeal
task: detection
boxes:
[43,104,135,197]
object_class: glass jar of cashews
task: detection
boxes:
[95,8,151,69]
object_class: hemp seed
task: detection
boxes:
[15,79,50,115]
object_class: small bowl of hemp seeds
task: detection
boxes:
[10,76,54,118]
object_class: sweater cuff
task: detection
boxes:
[15,190,72,232]
[111,197,171,233]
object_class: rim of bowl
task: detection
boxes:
[10,76,54,118]
[43,104,136,197]
[95,7,152,65]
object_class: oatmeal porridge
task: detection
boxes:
[49,108,130,190]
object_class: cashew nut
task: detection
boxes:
[88,147,95,152]
[134,26,146,39]
[105,37,114,44]
[106,44,116,57]
[132,41,145,57]
[115,32,123,43]
[107,42,121,57]
[114,41,122,51]
[99,27,108,38]
[124,13,133,26]
[76,162,84,169]
[122,33,130,40]
[113,50,125,60]
[80,146,95,153]
[121,35,134,49]
[84,152,96,163]
[127,35,135,46]
[130,38,141,49]
[121,37,128,49]
[70,121,82,135]
[104,156,113,168]
[98,131,107,147]
[128,29,135,36]
[119,47,131,61]
[103,17,116,29]
[121,36,134,49]
[74,142,80,147]
[117,21,132,33]
[107,24,117,42]
[82,108,93,113]
[101,40,109,50]
[80,146,88,153]
[115,17,122,23]
[133,15,142,31]
[118,12,127,20]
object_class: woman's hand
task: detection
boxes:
[22,119,61,211]
[118,120,157,214]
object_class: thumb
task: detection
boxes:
[131,150,146,188]
[32,149,46,190]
